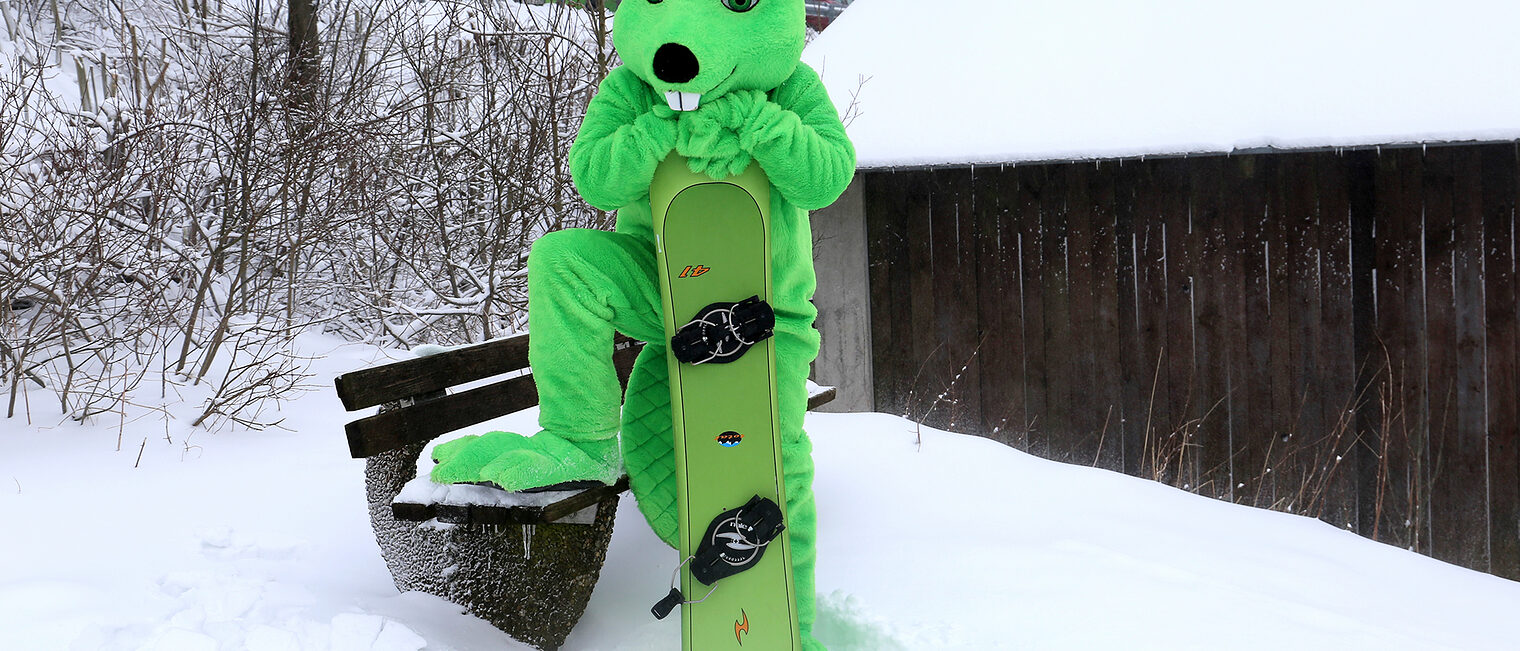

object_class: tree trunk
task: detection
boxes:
[287,0,319,121]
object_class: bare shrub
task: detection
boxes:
[1,0,615,433]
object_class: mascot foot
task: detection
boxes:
[476,432,623,493]
[802,632,826,651]
[430,432,532,485]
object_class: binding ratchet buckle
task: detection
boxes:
[651,495,787,620]
[670,296,775,365]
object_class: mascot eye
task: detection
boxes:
[720,0,759,12]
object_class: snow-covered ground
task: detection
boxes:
[4,334,1520,650]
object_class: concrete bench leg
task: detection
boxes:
[364,440,617,651]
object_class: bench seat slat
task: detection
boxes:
[391,477,633,526]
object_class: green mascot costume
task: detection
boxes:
[431,1,854,648]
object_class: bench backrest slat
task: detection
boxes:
[345,374,539,458]
[344,342,645,458]
[336,334,531,411]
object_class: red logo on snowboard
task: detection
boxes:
[679,265,711,278]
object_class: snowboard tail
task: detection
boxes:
[651,154,801,651]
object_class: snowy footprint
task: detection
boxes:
[329,613,428,651]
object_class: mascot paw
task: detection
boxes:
[686,151,754,180]
[476,432,624,492]
[430,431,531,485]
[676,90,766,179]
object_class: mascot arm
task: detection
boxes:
[569,66,680,211]
[740,64,857,210]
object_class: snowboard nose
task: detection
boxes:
[653,43,700,84]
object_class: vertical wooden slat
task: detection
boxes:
[975,165,1027,448]
[1371,149,1427,548]
[1449,147,1490,571]
[1040,166,1075,462]
[1089,161,1126,470]
[865,172,909,415]
[1114,162,1146,475]
[905,171,942,421]
[1399,147,1431,553]
[1314,151,1360,530]
[1347,150,1381,538]
[1161,157,1200,487]
[1063,162,1101,463]
[1285,148,1326,516]
[928,167,979,432]
[1422,146,1479,567]
[1233,155,1273,505]
[1482,144,1520,580]
[1020,165,1052,458]
[1191,156,1232,496]
[1369,150,1402,545]
[1129,161,1170,477]
[1262,154,1298,509]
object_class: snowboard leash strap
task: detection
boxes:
[670,296,776,365]
[651,495,787,620]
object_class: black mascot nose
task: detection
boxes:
[653,43,700,84]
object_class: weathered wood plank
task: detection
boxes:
[1159,157,1198,487]
[1040,166,1076,463]
[1284,149,1326,517]
[1064,162,1103,463]
[1421,146,1480,568]
[975,165,1027,447]
[905,171,942,421]
[1231,155,1272,505]
[1448,147,1492,571]
[866,171,912,416]
[1482,144,1520,579]
[1371,148,1426,548]
[1346,150,1381,538]
[1262,153,1297,509]
[930,167,980,432]
[347,374,539,458]
[1190,156,1232,497]
[1019,166,1052,457]
[1089,161,1126,471]
[1312,151,1359,530]
[336,334,531,411]
[393,476,633,526]
[345,342,638,459]
[1113,161,1146,475]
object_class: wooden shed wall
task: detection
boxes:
[862,143,1520,579]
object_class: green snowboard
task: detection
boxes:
[651,153,801,651]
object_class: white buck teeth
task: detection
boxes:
[665,91,703,112]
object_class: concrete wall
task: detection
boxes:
[809,176,873,412]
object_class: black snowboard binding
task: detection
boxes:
[670,296,776,365]
[651,495,787,619]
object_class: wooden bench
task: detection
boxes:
[334,332,835,650]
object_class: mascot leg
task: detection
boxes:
[432,228,663,491]
[775,324,823,651]
[620,343,680,544]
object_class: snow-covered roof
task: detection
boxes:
[802,0,1520,169]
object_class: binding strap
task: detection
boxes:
[670,296,775,365]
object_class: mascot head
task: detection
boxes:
[611,0,806,112]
